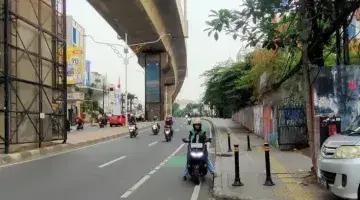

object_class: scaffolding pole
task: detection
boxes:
[0,0,67,153]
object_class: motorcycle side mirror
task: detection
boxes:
[182,138,189,143]
[205,138,212,143]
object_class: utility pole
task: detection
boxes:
[300,0,316,173]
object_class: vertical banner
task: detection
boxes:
[67,47,84,84]
[145,62,160,103]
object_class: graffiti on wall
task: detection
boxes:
[313,65,360,130]
[263,106,272,141]
[253,106,263,136]
[270,108,279,147]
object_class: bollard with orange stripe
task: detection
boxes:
[232,144,244,186]
[227,133,232,152]
[263,143,275,186]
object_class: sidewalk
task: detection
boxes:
[208,118,338,200]
[0,122,152,165]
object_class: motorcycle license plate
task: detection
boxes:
[190,143,203,148]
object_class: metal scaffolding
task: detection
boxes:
[0,0,67,153]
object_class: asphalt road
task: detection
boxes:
[0,118,214,200]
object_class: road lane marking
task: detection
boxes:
[120,143,185,198]
[99,156,126,168]
[148,141,158,147]
[190,183,201,200]
[175,129,179,131]
[0,128,150,168]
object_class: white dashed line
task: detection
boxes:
[98,156,126,168]
[120,143,185,198]
[148,141,158,147]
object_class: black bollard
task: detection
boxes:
[246,134,252,151]
[227,133,232,152]
[263,143,275,186]
[232,144,244,186]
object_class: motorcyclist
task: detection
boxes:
[101,113,107,125]
[128,113,138,131]
[183,118,215,181]
[75,116,84,127]
[164,115,173,135]
[153,116,160,129]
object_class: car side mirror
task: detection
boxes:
[182,138,189,143]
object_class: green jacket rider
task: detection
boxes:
[188,118,207,143]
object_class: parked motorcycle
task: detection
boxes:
[182,136,212,185]
[129,125,138,138]
[152,124,159,135]
[164,126,173,142]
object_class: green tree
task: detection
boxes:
[172,102,180,114]
[205,1,360,93]
[127,93,137,112]
[201,60,254,118]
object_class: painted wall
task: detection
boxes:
[312,65,360,130]
[253,105,263,137]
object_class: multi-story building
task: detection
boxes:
[66,16,86,123]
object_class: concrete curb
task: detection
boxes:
[0,124,152,166]
[203,118,255,200]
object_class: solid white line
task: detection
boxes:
[0,128,150,169]
[148,141,158,147]
[99,156,126,168]
[120,143,185,198]
[190,183,201,200]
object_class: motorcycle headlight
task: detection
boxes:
[190,152,204,158]
[152,125,157,129]
[334,146,360,159]
[165,130,170,134]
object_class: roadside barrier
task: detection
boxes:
[227,133,232,152]
[263,143,275,186]
[232,144,244,187]
[246,133,252,151]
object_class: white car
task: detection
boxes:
[318,117,360,200]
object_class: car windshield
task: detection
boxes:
[342,116,360,136]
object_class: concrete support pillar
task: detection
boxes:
[140,52,170,120]
[164,85,175,117]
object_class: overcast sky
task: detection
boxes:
[66,0,243,104]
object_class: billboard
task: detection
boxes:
[145,62,160,103]
[67,47,84,84]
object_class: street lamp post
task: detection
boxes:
[86,33,171,126]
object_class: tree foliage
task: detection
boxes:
[201,60,255,117]
[205,0,360,94]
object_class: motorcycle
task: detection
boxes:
[99,117,107,128]
[129,124,138,138]
[164,126,173,142]
[187,118,191,125]
[76,122,84,131]
[99,121,104,128]
[182,136,212,185]
[152,124,159,135]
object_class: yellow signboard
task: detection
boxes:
[67,47,84,85]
